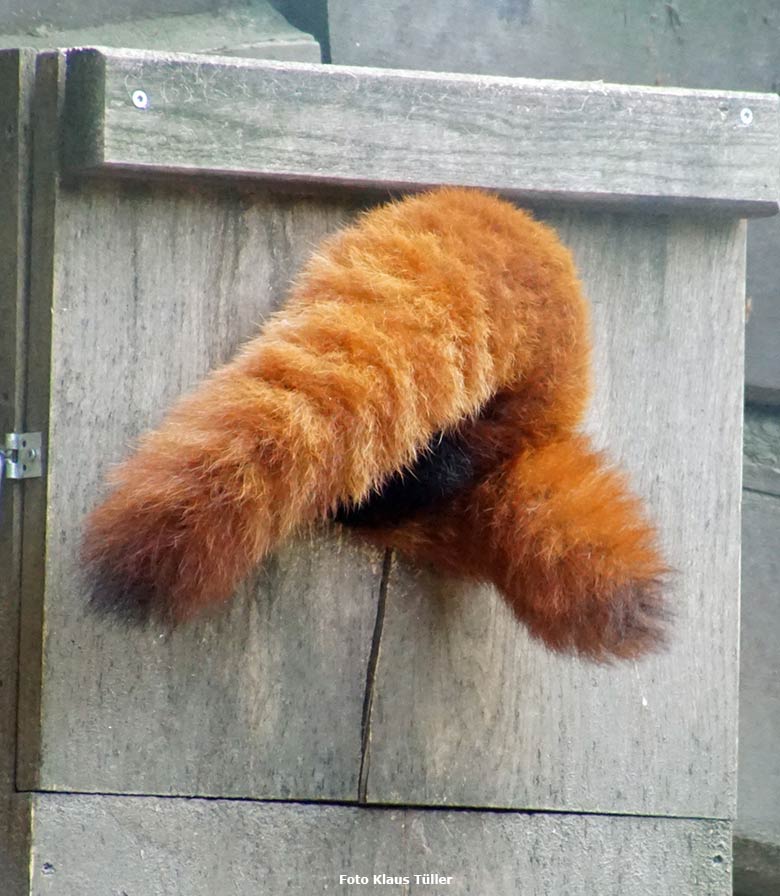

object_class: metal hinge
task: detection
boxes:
[1,432,43,480]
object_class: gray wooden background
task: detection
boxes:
[2,41,772,895]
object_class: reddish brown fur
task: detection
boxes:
[82,187,667,657]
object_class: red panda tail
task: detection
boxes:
[81,187,594,625]
[484,436,669,659]
[81,375,281,623]
[364,435,669,661]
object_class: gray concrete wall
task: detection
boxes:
[0,3,320,61]
[737,405,780,894]
[0,0,218,31]
[741,409,780,840]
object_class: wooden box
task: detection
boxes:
[1,47,777,894]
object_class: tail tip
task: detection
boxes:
[590,573,672,662]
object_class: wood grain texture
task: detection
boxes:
[15,50,63,794]
[0,46,36,896]
[0,45,34,785]
[62,47,780,216]
[364,213,744,819]
[28,793,733,895]
[18,51,743,828]
[16,170,387,799]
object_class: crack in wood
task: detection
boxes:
[358,548,393,803]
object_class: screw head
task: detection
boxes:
[740,107,754,125]
[132,89,149,110]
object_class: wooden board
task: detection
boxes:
[61,47,780,216]
[28,792,733,895]
[363,212,744,819]
[0,46,36,896]
[0,47,35,789]
[16,56,383,799]
[18,53,743,829]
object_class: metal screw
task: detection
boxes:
[740,107,753,125]
[132,89,149,110]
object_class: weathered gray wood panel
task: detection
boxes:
[28,793,733,895]
[62,47,780,215]
[15,49,62,801]
[18,53,744,837]
[0,44,34,788]
[364,213,744,819]
[0,46,35,896]
[17,69,384,797]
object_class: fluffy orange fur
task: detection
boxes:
[82,187,667,658]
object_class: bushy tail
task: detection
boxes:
[82,187,594,625]
[365,435,669,661]
[81,323,483,623]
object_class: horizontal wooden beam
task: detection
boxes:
[30,793,733,895]
[63,47,779,216]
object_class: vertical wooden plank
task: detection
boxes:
[16,170,386,800]
[28,793,733,896]
[16,50,62,794]
[364,212,744,818]
[0,47,36,895]
[0,45,34,786]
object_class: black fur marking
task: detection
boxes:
[335,429,475,527]
[85,565,157,627]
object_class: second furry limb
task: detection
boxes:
[361,435,668,661]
